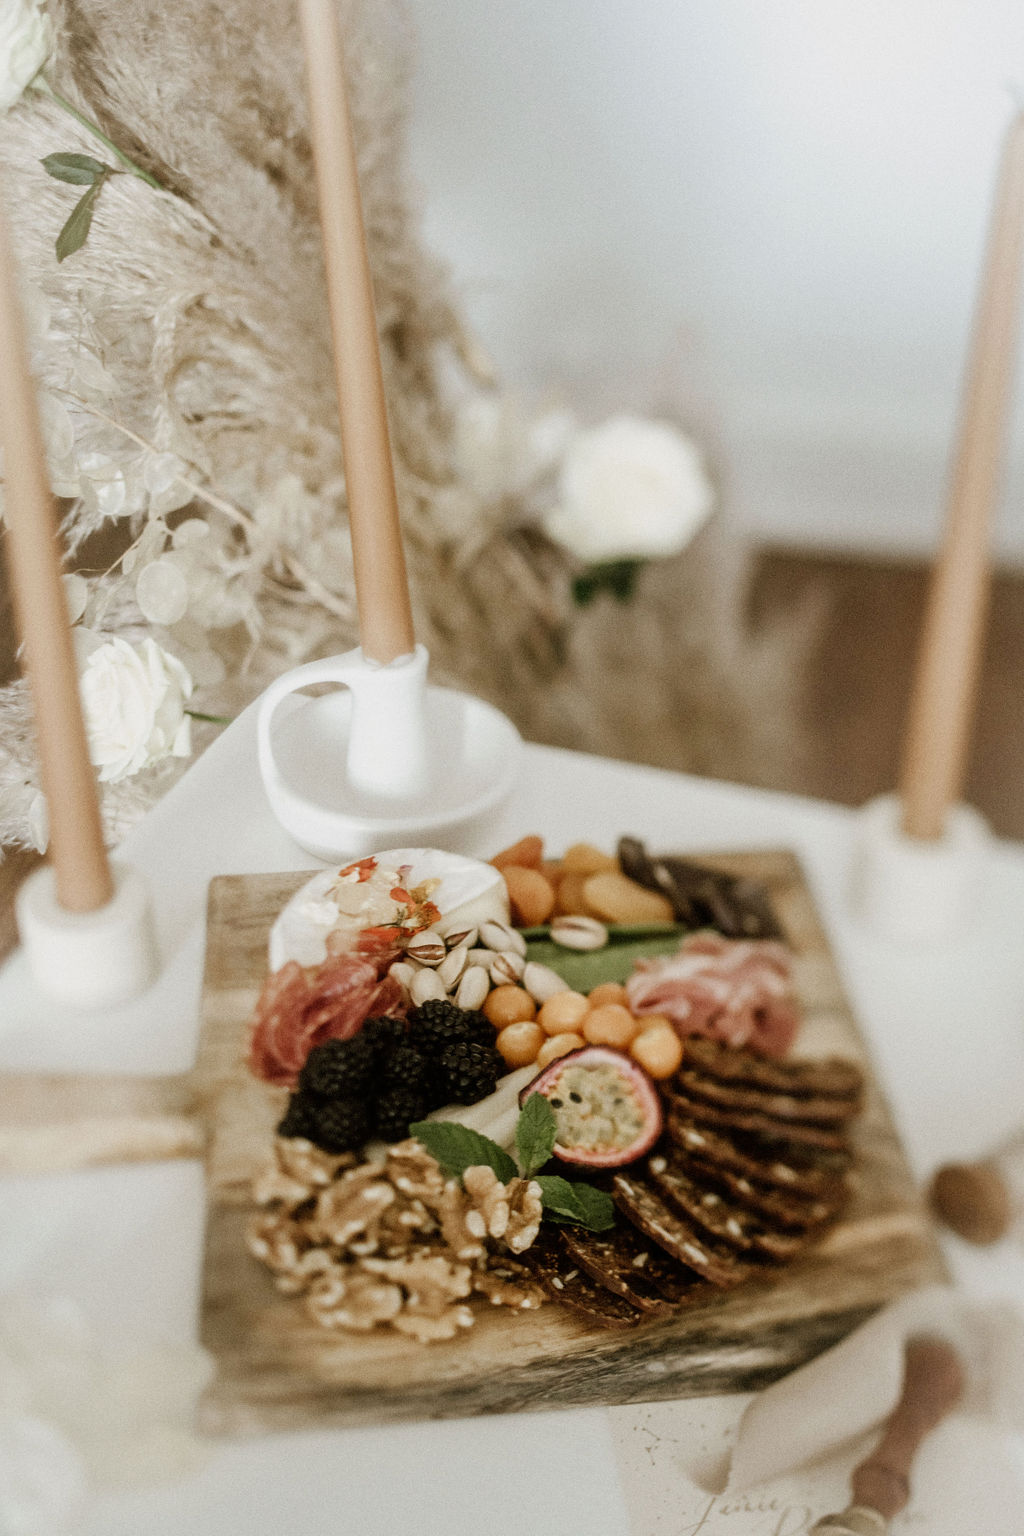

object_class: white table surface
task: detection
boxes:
[4,706,1024,1535]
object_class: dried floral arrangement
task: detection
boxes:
[0,0,807,856]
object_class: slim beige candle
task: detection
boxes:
[0,197,113,913]
[299,0,416,666]
[900,110,1024,840]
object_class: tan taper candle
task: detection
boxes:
[0,197,113,912]
[299,0,416,665]
[899,111,1024,840]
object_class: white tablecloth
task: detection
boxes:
[4,709,1024,1534]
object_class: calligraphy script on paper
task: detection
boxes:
[610,1405,930,1536]
[673,1494,929,1535]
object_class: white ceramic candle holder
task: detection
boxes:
[256,644,522,859]
[15,859,159,1010]
[850,793,991,943]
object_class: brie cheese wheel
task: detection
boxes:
[268,847,509,971]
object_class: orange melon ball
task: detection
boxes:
[496,1020,545,1068]
[587,981,629,1010]
[536,1032,585,1068]
[630,1021,683,1079]
[633,1011,675,1034]
[537,990,590,1035]
[582,1003,639,1050]
[484,985,537,1028]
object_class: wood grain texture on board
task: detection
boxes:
[196,852,946,1436]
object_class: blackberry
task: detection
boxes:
[379,1043,429,1094]
[437,1040,503,1104]
[277,1092,319,1141]
[300,1034,377,1099]
[360,1015,407,1057]
[374,1085,431,1144]
[311,1095,373,1153]
[408,999,496,1054]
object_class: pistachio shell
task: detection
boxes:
[522,961,571,1003]
[480,920,527,957]
[438,944,470,990]
[489,950,525,986]
[455,965,491,1010]
[549,914,609,952]
[410,967,447,1005]
[406,929,447,967]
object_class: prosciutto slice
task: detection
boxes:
[249,951,406,1087]
[625,933,799,1059]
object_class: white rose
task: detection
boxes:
[0,0,54,114]
[79,636,194,783]
[543,414,714,565]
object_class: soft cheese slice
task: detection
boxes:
[268,847,509,971]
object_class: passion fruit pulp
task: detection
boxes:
[519,1045,663,1169]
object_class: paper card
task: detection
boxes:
[607,1398,1024,1536]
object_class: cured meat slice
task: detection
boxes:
[559,1224,707,1314]
[674,1070,861,1126]
[665,1092,851,1152]
[520,1231,643,1329]
[249,953,406,1087]
[682,1038,863,1100]
[645,1156,811,1261]
[626,933,800,1058]
[612,1174,754,1288]
[667,1113,850,1198]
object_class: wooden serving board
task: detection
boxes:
[196,851,945,1437]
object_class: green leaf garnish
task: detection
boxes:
[409,1121,517,1184]
[515,1092,556,1177]
[42,152,109,185]
[535,1176,616,1231]
[55,179,105,262]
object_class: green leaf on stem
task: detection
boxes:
[42,152,108,185]
[55,178,105,262]
[534,1175,616,1231]
[408,1121,518,1184]
[515,1092,557,1177]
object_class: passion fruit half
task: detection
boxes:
[519,1045,663,1169]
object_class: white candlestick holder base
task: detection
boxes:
[15,860,159,1010]
[850,794,991,943]
[257,645,521,859]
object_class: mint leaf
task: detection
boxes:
[55,180,104,262]
[409,1121,517,1183]
[43,152,108,185]
[535,1176,616,1231]
[515,1092,556,1177]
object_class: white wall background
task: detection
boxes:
[405,0,1024,560]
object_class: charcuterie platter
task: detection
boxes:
[195,843,944,1436]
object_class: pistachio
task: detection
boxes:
[522,961,570,1003]
[489,950,525,987]
[405,929,447,967]
[549,914,609,952]
[388,961,417,991]
[441,925,478,952]
[480,921,527,958]
[438,945,470,990]
[468,948,496,968]
[409,967,447,1006]
[455,965,491,1011]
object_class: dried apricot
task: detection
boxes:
[491,835,544,871]
[503,865,556,926]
